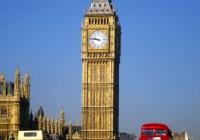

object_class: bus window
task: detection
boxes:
[143,129,154,136]
[155,130,167,136]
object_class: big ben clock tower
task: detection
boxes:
[81,0,121,140]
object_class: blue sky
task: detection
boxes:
[0,0,200,139]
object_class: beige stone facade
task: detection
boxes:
[81,0,121,140]
[0,68,30,140]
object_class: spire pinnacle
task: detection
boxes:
[60,106,64,115]
[0,66,5,79]
[15,66,20,82]
[0,66,4,75]
[24,72,30,84]
[0,71,5,81]
[0,68,6,95]
[15,65,20,75]
[14,66,21,96]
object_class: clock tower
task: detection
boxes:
[81,0,121,140]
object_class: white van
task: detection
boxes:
[18,130,43,140]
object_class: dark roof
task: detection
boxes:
[37,106,44,117]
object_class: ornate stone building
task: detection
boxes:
[173,132,191,140]
[81,0,121,140]
[0,68,68,140]
[66,121,81,140]
[29,106,66,139]
[0,68,30,140]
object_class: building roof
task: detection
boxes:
[85,0,115,16]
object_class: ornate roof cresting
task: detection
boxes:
[85,0,115,15]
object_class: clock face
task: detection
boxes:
[89,30,108,49]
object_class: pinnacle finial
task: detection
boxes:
[15,65,20,80]
[15,65,20,74]
[25,70,30,77]
[14,65,21,95]
[0,66,5,76]
[60,105,64,115]
[37,105,44,117]
[24,71,30,84]
[0,69,5,81]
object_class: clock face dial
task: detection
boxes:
[89,30,108,49]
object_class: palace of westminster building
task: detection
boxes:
[0,0,121,140]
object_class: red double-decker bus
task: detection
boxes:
[139,123,172,140]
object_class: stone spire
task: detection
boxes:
[14,66,21,96]
[59,107,65,136]
[23,72,30,99]
[60,107,65,126]
[37,106,44,118]
[68,121,73,139]
[86,0,115,15]
[38,113,43,130]
[0,70,6,95]
[24,72,30,84]
[0,71,5,81]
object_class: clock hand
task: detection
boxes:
[94,38,101,41]
[90,37,101,41]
